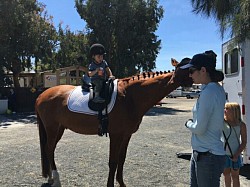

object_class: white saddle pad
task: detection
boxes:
[67,79,118,115]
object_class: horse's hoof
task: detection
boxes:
[50,179,61,187]
[48,178,54,185]
[41,183,51,187]
[98,127,104,136]
[51,182,61,187]
[116,180,126,187]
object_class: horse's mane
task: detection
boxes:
[119,70,173,85]
[118,57,191,85]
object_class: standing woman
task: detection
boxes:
[223,102,247,187]
[181,51,226,187]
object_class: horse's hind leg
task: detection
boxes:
[46,124,65,187]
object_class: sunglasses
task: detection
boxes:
[189,67,200,74]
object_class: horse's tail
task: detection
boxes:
[37,111,50,178]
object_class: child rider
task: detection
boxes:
[88,43,114,103]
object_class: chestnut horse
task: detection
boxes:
[35,59,192,187]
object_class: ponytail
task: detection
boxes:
[209,70,224,82]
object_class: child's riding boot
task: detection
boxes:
[93,92,105,103]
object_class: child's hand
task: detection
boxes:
[231,156,238,162]
[109,75,115,80]
[97,67,104,76]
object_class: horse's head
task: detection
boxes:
[171,58,193,87]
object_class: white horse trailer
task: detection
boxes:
[222,39,250,164]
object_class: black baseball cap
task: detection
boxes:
[180,53,216,70]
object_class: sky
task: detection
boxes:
[38,0,230,71]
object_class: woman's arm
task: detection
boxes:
[186,88,214,134]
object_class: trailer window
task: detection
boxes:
[224,48,239,75]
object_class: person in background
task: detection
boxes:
[223,102,247,187]
[88,43,114,103]
[181,51,226,187]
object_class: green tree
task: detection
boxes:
[0,0,57,87]
[191,0,250,42]
[55,24,89,69]
[75,0,163,77]
[30,4,58,73]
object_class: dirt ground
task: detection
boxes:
[0,97,249,187]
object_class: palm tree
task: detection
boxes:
[191,0,250,42]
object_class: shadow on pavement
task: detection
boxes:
[146,106,190,116]
[0,113,37,128]
[41,183,51,187]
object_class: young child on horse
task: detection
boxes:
[88,43,114,103]
[223,102,247,187]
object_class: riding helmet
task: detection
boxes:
[90,43,106,56]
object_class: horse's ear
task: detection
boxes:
[171,58,179,67]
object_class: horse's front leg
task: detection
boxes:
[107,134,125,187]
[116,135,131,187]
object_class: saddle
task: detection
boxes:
[82,75,114,111]
[82,75,114,136]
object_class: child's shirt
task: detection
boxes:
[89,60,109,80]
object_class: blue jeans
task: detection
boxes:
[190,151,226,187]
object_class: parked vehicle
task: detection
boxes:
[222,38,250,164]
[167,87,182,98]
[183,90,200,99]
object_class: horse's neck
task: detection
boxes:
[127,73,180,116]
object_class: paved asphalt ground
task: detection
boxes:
[0,97,249,187]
